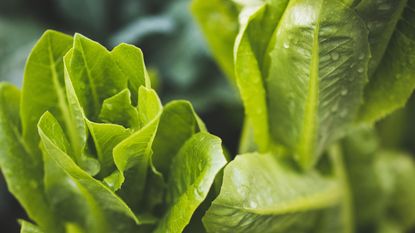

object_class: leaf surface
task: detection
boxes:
[154,132,227,233]
[358,2,415,123]
[265,0,370,168]
[0,83,63,233]
[191,0,239,80]
[20,30,73,154]
[38,112,140,233]
[203,153,343,233]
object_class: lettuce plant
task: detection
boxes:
[0,30,227,233]
[1,0,415,232]
[192,0,415,232]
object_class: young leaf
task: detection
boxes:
[111,43,150,104]
[105,87,162,213]
[66,33,128,119]
[38,112,141,232]
[358,2,415,123]
[98,89,139,129]
[265,0,370,168]
[86,121,132,177]
[191,0,239,81]
[20,30,73,154]
[202,153,343,233]
[0,83,63,233]
[154,132,227,233]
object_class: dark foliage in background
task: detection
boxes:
[0,1,242,232]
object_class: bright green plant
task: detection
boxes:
[192,0,415,232]
[0,30,227,233]
[1,0,415,232]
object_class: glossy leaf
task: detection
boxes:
[265,0,370,168]
[105,87,162,213]
[65,33,127,119]
[98,89,139,129]
[86,120,132,177]
[20,30,73,154]
[111,43,150,104]
[152,100,205,176]
[154,132,227,233]
[203,153,343,233]
[64,52,101,175]
[233,0,290,151]
[38,112,140,233]
[0,83,63,233]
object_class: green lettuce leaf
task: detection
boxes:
[154,132,227,233]
[98,89,139,129]
[265,0,370,169]
[0,83,63,232]
[191,0,239,81]
[203,153,346,233]
[19,220,44,233]
[20,30,73,155]
[152,100,206,176]
[105,87,162,213]
[111,43,150,104]
[38,112,140,233]
[358,1,415,123]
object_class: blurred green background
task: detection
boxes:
[1,0,415,232]
[0,0,243,231]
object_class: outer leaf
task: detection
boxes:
[20,30,73,154]
[152,100,205,176]
[38,112,140,233]
[358,2,415,123]
[154,132,227,233]
[203,153,342,233]
[105,87,162,213]
[66,33,127,119]
[43,137,107,233]
[0,83,63,233]
[111,43,150,104]
[234,0,290,151]
[98,89,139,129]
[191,0,239,80]
[265,0,370,168]
[20,220,44,233]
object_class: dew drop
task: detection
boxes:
[358,53,365,60]
[283,42,290,49]
[250,200,258,208]
[341,89,348,96]
[357,67,364,73]
[331,52,340,61]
